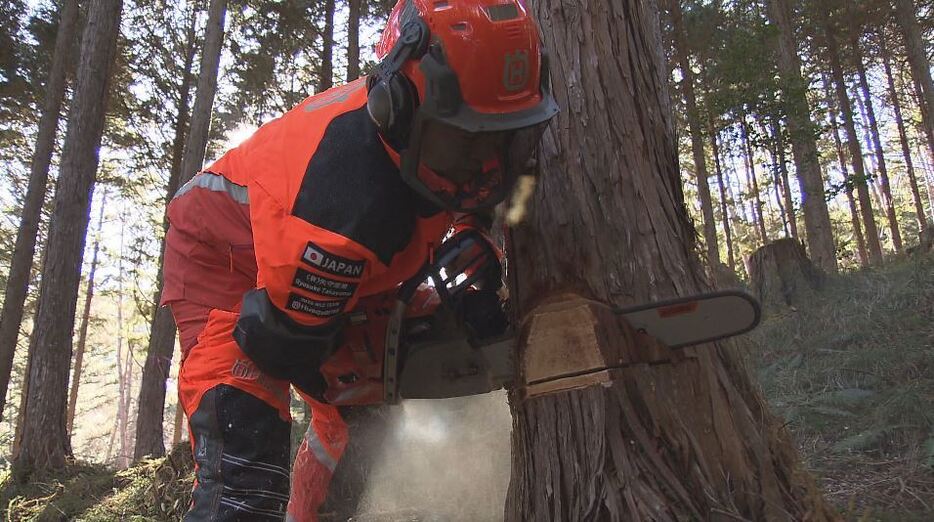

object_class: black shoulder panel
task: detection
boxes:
[293,107,439,266]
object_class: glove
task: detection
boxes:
[432,228,503,299]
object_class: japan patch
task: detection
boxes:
[293,268,357,299]
[301,242,366,278]
[286,293,346,318]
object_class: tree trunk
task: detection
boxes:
[772,119,799,238]
[133,5,200,461]
[821,9,882,264]
[12,0,123,476]
[669,0,719,267]
[172,399,185,446]
[503,1,837,519]
[710,125,736,272]
[852,81,888,216]
[179,0,227,190]
[319,0,335,92]
[116,217,131,468]
[882,36,929,236]
[120,343,134,467]
[66,190,108,437]
[748,238,823,310]
[895,0,934,161]
[766,0,837,273]
[0,0,79,424]
[768,141,790,238]
[822,74,868,267]
[914,78,934,162]
[741,117,769,245]
[346,0,361,82]
[853,38,901,252]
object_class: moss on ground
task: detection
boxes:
[1,444,192,521]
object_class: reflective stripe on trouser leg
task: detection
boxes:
[287,398,348,522]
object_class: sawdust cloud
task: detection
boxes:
[356,391,512,521]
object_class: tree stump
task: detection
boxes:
[747,238,823,309]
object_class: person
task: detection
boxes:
[161,0,558,519]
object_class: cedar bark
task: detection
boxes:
[133,5,200,460]
[765,0,837,273]
[821,8,883,264]
[710,125,736,271]
[13,0,124,475]
[894,0,934,160]
[823,74,868,266]
[850,25,901,251]
[669,0,719,267]
[320,0,336,91]
[179,0,227,190]
[882,36,929,236]
[0,0,79,423]
[772,119,798,238]
[66,190,108,437]
[503,1,836,520]
[116,218,131,468]
[741,117,769,245]
[766,129,790,238]
[172,400,185,446]
[347,0,362,82]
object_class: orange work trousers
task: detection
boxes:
[173,303,347,522]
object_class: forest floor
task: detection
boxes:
[750,251,934,521]
[0,253,932,521]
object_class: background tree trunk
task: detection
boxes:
[766,0,837,273]
[772,119,799,238]
[766,138,791,238]
[319,0,335,92]
[179,0,227,190]
[66,190,108,437]
[669,0,719,267]
[503,0,836,519]
[346,0,361,82]
[133,5,200,461]
[711,128,736,271]
[0,0,79,424]
[741,117,769,245]
[882,35,929,237]
[12,0,124,475]
[894,0,934,160]
[822,9,883,264]
[824,75,869,266]
[849,22,901,251]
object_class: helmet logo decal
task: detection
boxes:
[503,50,530,92]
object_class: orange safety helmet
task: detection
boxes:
[366,0,559,211]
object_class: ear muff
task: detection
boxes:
[367,72,419,142]
[366,15,430,148]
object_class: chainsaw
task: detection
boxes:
[318,231,761,406]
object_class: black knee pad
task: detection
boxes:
[185,384,292,521]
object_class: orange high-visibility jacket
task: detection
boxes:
[162,79,460,393]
